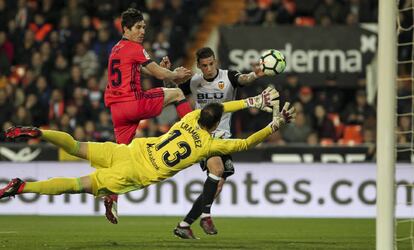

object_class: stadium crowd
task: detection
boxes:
[0,0,411,147]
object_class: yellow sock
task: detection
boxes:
[41,130,80,155]
[23,178,82,195]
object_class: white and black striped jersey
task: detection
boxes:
[179,69,242,138]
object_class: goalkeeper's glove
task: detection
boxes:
[245,86,279,113]
[269,101,296,132]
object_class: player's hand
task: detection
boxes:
[173,67,192,81]
[269,101,296,132]
[245,86,279,112]
[251,61,265,77]
[160,56,171,69]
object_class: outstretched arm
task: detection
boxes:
[222,87,280,113]
[209,126,272,156]
[209,101,296,156]
[237,62,265,86]
[144,62,192,82]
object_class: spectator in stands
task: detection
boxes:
[92,28,116,67]
[73,125,86,141]
[235,9,249,26]
[397,116,412,144]
[316,75,345,113]
[84,120,98,141]
[362,126,376,161]
[261,10,275,27]
[65,104,81,130]
[341,89,376,126]
[345,13,358,26]
[48,30,69,57]
[62,0,87,28]
[29,13,53,42]
[64,65,85,101]
[314,0,345,24]
[50,54,71,89]
[56,15,75,51]
[274,0,296,24]
[307,132,319,145]
[29,76,51,110]
[58,113,72,133]
[25,93,47,127]
[311,104,337,142]
[143,119,164,137]
[39,42,53,70]
[0,0,9,31]
[237,107,270,137]
[281,112,312,143]
[265,131,286,145]
[0,31,13,75]
[344,0,377,23]
[40,0,60,25]
[297,86,316,116]
[281,73,300,103]
[15,30,37,65]
[15,0,30,30]
[0,88,13,129]
[397,75,412,114]
[29,51,45,78]
[152,32,170,63]
[72,42,99,79]
[11,106,32,126]
[95,111,114,142]
[245,0,265,25]
[71,86,91,124]
[49,89,65,123]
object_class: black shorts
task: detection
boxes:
[199,155,234,179]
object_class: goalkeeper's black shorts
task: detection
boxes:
[199,155,234,179]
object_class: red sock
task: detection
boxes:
[175,99,192,118]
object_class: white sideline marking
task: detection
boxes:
[0,231,17,234]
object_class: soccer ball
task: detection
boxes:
[260,49,286,76]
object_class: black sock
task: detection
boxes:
[183,194,203,225]
[201,175,219,214]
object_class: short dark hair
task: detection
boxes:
[121,8,144,33]
[198,103,223,130]
[196,47,215,63]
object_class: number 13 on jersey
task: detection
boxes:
[156,130,191,167]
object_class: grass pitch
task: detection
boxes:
[0,216,402,249]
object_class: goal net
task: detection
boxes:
[395,0,414,249]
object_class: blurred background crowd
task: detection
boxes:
[0,0,411,147]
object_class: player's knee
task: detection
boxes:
[207,158,224,177]
[80,176,94,194]
[163,88,185,105]
[173,88,185,102]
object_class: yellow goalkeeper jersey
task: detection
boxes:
[128,100,272,187]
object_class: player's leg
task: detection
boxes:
[198,156,224,235]
[0,175,93,199]
[41,129,88,158]
[175,156,224,238]
[162,87,192,118]
[5,127,87,159]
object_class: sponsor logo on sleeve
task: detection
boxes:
[143,49,151,59]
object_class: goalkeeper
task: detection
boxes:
[0,88,295,203]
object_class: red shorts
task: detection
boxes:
[110,88,164,144]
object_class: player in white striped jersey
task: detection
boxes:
[174,47,266,239]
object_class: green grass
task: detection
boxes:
[0,216,405,249]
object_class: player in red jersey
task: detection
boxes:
[103,8,193,224]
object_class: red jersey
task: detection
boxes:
[104,38,153,106]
